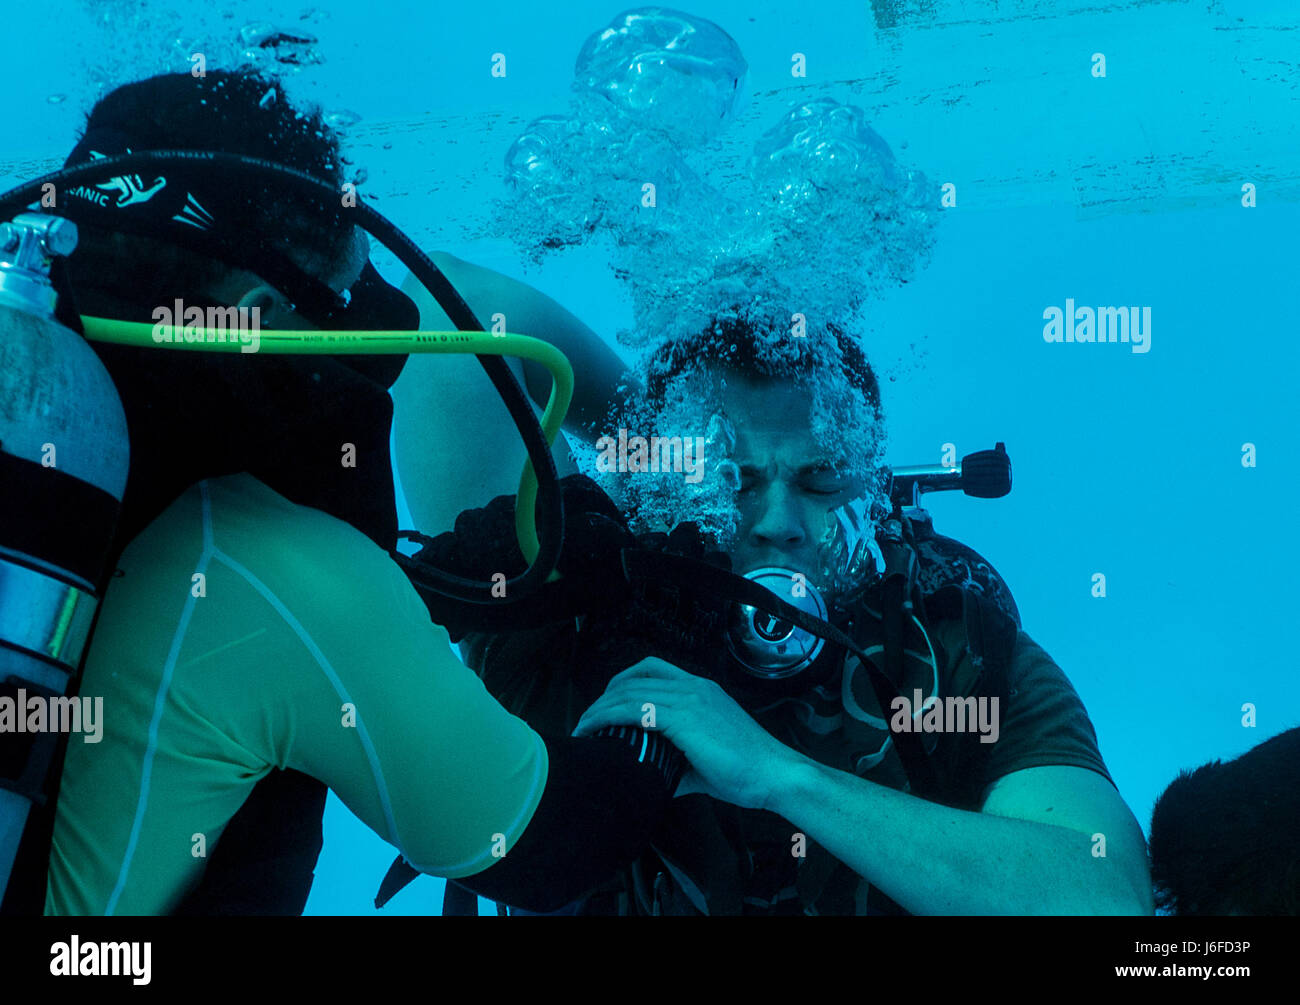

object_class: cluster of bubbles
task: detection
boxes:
[573,7,747,149]
[500,8,938,338]
[64,5,332,99]
[501,8,932,543]
[237,19,328,73]
[56,5,366,185]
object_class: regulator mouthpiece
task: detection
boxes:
[726,566,828,680]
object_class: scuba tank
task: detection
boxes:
[0,213,128,906]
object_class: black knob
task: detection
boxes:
[961,442,1012,499]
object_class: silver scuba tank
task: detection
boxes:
[0,213,129,903]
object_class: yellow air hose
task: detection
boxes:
[78,316,574,572]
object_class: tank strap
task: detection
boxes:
[0,452,119,587]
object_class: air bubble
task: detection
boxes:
[705,413,736,456]
[717,460,741,491]
[239,21,322,68]
[240,22,277,47]
[574,9,747,148]
[325,109,362,130]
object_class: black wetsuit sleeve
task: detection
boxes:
[449,733,670,913]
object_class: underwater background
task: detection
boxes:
[4,0,1297,915]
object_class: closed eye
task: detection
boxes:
[800,468,850,495]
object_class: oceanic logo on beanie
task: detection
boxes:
[64,148,214,232]
[87,148,165,207]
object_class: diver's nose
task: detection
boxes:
[748,482,806,551]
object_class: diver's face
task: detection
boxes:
[217,227,369,330]
[722,372,866,578]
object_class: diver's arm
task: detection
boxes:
[577,659,1152,915]
[271,522,672,915]
[392,349,579,534]
[393,254,624,532]
[764,760,1153,916]
[449,733,670,911]
[402,252,626,435]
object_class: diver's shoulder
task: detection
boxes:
[198,474,418,616]
[910,526,1021,628]
[190,473,385,556]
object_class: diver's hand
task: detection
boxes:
[573,658,808,811]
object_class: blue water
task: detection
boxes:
[6,0,1298,915]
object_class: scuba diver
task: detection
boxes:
[393,316,1155,915]
[0,68,684,916]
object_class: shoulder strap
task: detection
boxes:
[925,584,1019,697]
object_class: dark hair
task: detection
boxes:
[641,313,884,419]
[66,68,352,304]
[1148,727,1300,915]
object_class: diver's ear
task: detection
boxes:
[236,283,293,327]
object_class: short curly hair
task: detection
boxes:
[640,312,884,420]
[1149,727,1300,915]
